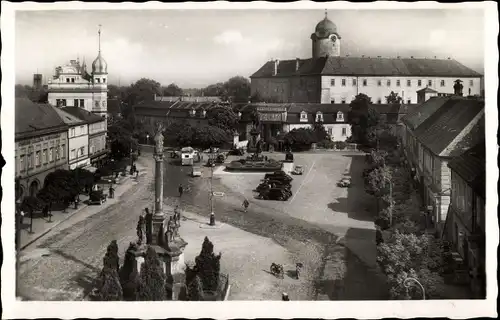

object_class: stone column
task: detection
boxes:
[152,152,166,245]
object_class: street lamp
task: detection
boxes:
[403,277,426,300]
[146,134,150,145]
[383,176,393,226]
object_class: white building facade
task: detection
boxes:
[48,27,108,118]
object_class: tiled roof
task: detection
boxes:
[413,97,484,156]
[251,56,482,78]
[417,87,438,93]
[371,103,420,115]
[61,107,106,124]
[448,114,485,157]
[402,97,450,130]
[448,141,485,198]
[15,98,67,139]
[53,107,86,126]
[107,99,121,115]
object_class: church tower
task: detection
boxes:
[311,10,341,59]
[91,24,108,118]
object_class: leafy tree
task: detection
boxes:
[207,107,239,132]
[104,240,120,273]
[284,128,316,148]
[192,125,231,150]
[312,121,328,142]
[187,275,205,301]
[385,91,403,104]
[365,165,392,198]
[162,83,184,97]
[72,168,95,193]
[38,169,79,206]
[194,237,221,292]
[123,78,162,107]
[119,243,140,301]
[223,76,251,103]
[137,246,166,301]
[20,196,45,213]
[203,82,227,97]
[108,121,138,160]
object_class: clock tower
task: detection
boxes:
[311,10,341,58]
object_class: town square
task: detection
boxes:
[2,2,496,319]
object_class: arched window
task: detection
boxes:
[315,111,324,122]
[300,111,308,122]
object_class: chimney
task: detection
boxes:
[295,58,300,72]
[272,59,279,76]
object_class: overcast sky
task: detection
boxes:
[15,9,485,88]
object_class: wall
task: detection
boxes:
[250,76,321,103]
[312,37,340,58]
[324,123,351,142]
[15,131,69,197]
[321,75,481,104]
[89,133,107,156]
[68,125,89,167]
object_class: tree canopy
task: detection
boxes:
[207,107,239,132]
[162,83,184,97]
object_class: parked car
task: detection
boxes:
[337,177,352,188]
[206,159,216,167]
[89,189,107,205]
[258,188,292,201]
[191,166,202,177]
[291,165,304,175]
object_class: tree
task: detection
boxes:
[203,82,227,97]
[137,246,166,301]
[348,93,372,144]
[385,91,403,104]
[365,165,392,198]
[108,121,139,160]
[123,78,162,107]
[38,169,79,207]
[207,107,239,132]
[187,275,205,301]
[192,125,231,150]
[223,76,251,103]
[72,168,95,193]
[104,240,120,273]
[312,120,328,142]
[194,237,221,292]
[119,243,140,301]
[162,83,184,97]
[20,196,45,214]
[96,240,123,301]
[284,128,317,150]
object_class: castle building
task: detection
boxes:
[47,27,108,118]
[250,11,483,105]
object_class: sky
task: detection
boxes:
[15,9,485,88]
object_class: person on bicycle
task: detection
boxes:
[243,199,249,212]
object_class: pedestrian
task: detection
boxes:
[42,204,49,218]
[178,184,183,197]
[109,186,114,199]
[296,262,303,279]
[243,199,249,212]
[282,293,290,301]
[136,170,139,178]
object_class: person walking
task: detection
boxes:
[243,199,249,213]
[178,184,183,197]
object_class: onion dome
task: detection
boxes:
[92,52,107,74]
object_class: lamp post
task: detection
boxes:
[383,176,393,226]
[209,150,215,226]
[403,277,426,300]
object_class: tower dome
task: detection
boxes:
[92,52,107,74]
[315,16,337,35]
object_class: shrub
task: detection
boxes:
[187,275,205,301]
[335,141,347,150]
[267,137,278,147]
[317,139,335,149]
[137,247,166,301]
[119,243,140,301]
[194,237,221,292]
[96,267,123,301]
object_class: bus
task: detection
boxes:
[181,147,197,166]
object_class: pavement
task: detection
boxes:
[18,168,140,251]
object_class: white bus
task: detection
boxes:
[181,147,196,166]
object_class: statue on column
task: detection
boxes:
[145,207,153,245]
[136,215,145,245]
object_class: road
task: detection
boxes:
[17,151,388,301]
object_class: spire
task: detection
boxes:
[98,24,102,53]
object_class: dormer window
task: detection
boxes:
[315,111,324,122]
[336,111,344,122]
[300,111,308,122]
[202,110,207,118]
[190,109,196,117]
[238,112,242,119]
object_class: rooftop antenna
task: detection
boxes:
[98,24,102,53]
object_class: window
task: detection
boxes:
[341,99,346,104]
[396,80,401,87]
[330,98,335,104]
[49,148,54,162]
[74,99,78,107]
[428,80,432,86]
[96,78,101,83]
[61,144,65,158]
[328,128,333,136]
[417,80,422,87]
[362,79,367,86]
[71,78,75,83]
[300,111,308,122]
[71,149,76,160]
[27,152,33,169]
[71,128,75,137]
[20,155,25,171]
[377,80,382,87]
[341,79,346,86]
[90,144,95,154]
[43,149,47,164]
[66,78,70,83]
[377,98,382,104]
[55,146,60,160]
[95,101,100,108]
[103,78,106,83]
[80,146,85,156]
[440,80,445,87]
[342,127,347,136]
[35,151,41,166]
[387,80,391,86]
[469,79,474,86]
[407,79,411,87]
[336,111,344,122]
[352,79,357,86]
[316,112,324,122]
[56,99,61,107]
[331,79,335,86]
[80,99,84,107]
[62,99,67,106]
[407,99,411,104]
[80,125,85,134]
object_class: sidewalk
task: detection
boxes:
[19,163,144,251]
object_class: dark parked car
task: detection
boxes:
[264,174,293,184]
[258,188,292,201]
[89,189,107,205]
